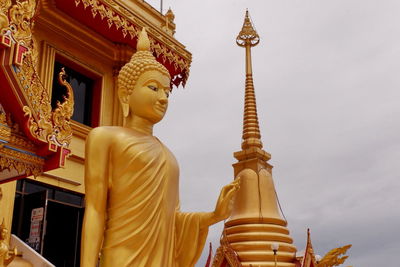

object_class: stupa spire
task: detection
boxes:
[234,10,270,163]
[237,10,262,151]
[211,11,297,267]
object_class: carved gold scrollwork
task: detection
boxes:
[0,0,11,32]
[211,247,224,267]
[22,65,75,147]
[211,232,243,267]
[0,110,43,177]
[8,0,36,44]
[52,68,74,146]
[236,10,259,48]
[0,112,11,142]
[1,0,74,149]
[317,245,352,267]
[74,0,191,86]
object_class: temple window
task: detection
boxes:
[51,55,101,128]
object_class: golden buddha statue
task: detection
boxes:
[0,220,16,267]
[80,28,240,267]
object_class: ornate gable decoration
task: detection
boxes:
[298,230,352,267]
[0,0,74,180]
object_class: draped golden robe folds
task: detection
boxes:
[99,132,208,267]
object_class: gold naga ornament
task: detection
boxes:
[316,245,352,267]
[301,229,352,267]
[80,27,240,267]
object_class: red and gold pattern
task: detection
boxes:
[212,232,243,267]
[0,0,74,181]
[55,0,191,87]
[0,112,43,178]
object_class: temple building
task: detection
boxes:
[0,0,190,265]
[210,11,351,267]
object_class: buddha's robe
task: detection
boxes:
[100,133,208,267]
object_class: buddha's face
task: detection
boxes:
[127,70,171,124]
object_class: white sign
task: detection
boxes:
[31,207,44,222]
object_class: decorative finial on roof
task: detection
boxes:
[165,8,175,23]
[236,9,260,48]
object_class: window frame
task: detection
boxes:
[40,42,103,135]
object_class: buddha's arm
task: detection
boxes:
[81,128,110,267]
[199,178,240,229]
[174,180,239,266]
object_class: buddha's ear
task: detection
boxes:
[118,86,130,118]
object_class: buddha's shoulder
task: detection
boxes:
[88,126,133,141]
[88,126,150,140]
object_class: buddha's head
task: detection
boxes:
[118,28,171,125]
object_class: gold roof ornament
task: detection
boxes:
[163,8,176,35]
[236,10,260,48]
[317,244,352,267]
[165,8,175,23]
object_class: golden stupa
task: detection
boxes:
[212,11,297,267]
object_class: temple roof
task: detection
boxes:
[51,0,192,87]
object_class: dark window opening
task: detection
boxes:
[51,61,95,127]
[12,179,84,267]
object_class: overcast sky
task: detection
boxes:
[145,1,400,266]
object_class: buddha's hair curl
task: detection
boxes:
[118,50,171,95]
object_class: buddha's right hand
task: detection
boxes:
[212,177,241,223]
